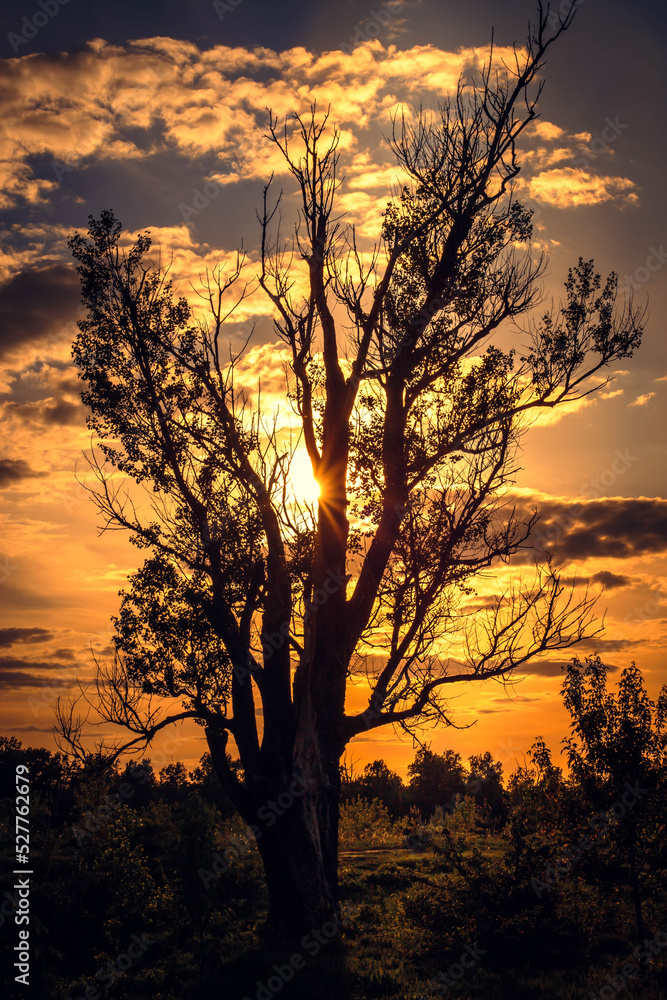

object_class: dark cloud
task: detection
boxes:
[518,659,569,677]
[517,658,620,677]
[0,652,84,693]
[4,398,83,427]
[47,647,77,661]
[0,657,76,673]
[0,627,54,647]
[0,672,77,690]
[0,265,80,361]
[590,571,634,590]
[5,725,59,733]
[0,458,47,488]
[573,637,641,653]
[516,497,667,563]
[0,656,80,690]
[41,399,82,425]
[561,571,636,590]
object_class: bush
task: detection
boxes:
[339,796,403,847]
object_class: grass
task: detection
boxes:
[200,839,667,1000]
[5,832,665,1000]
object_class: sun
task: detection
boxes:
[289,448,320,505]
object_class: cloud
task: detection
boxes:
[0,657,73,672]
[47,647,78,661]
[629,392,656,407]
[0,265,81,361]
[0,656,80,689]
[568,636,641,653]
[0,671,76,690]
[591,569,635,590]
[0,459,47,489]
[527,167,639,208]
[0,627,55,647]
[0,584,72,610]
[7,725,61,734]
[520,496,667,563]
[590,570,634,590]
[559,570,635,591]
[3,399,83,427]
[0,363,86,434]
[518,657,620,677]
[517,658,570,677]
[0,37,640,225]
[529,121,566,141]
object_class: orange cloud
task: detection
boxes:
[629,392,656,407]
[528,167,639,208]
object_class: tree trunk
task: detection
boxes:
[207,720,342,937]
[256,708,342,935]
[256,796,339,936]
[627,834,646,943]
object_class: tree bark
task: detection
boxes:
[256,794,339,936]
[627,832,646,943]
[208,715,342,936]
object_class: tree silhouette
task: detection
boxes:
[344,759,406,819]
[562,656,667,941]
[57,4,644,932]
[407,746,466,819]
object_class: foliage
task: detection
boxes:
[561,655,667,939]
[407,746,466,819]
[339,796,403,848]
[4,654,667,1000]
[342,759,407,819]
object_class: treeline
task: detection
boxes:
[0,656,665,999]
[341,747,507,830]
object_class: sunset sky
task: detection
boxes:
[0,0,666,780]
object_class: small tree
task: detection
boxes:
[562,655,667,940]
[57,5,644,933]
[407,746,467,819]
[467,751,507,829]
[355,759,406,818]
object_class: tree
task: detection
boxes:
[342,758,406,818]
[467,751,507,829]
[407,746,466,818]
[561,656,667,941]
[57,4,644,934]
